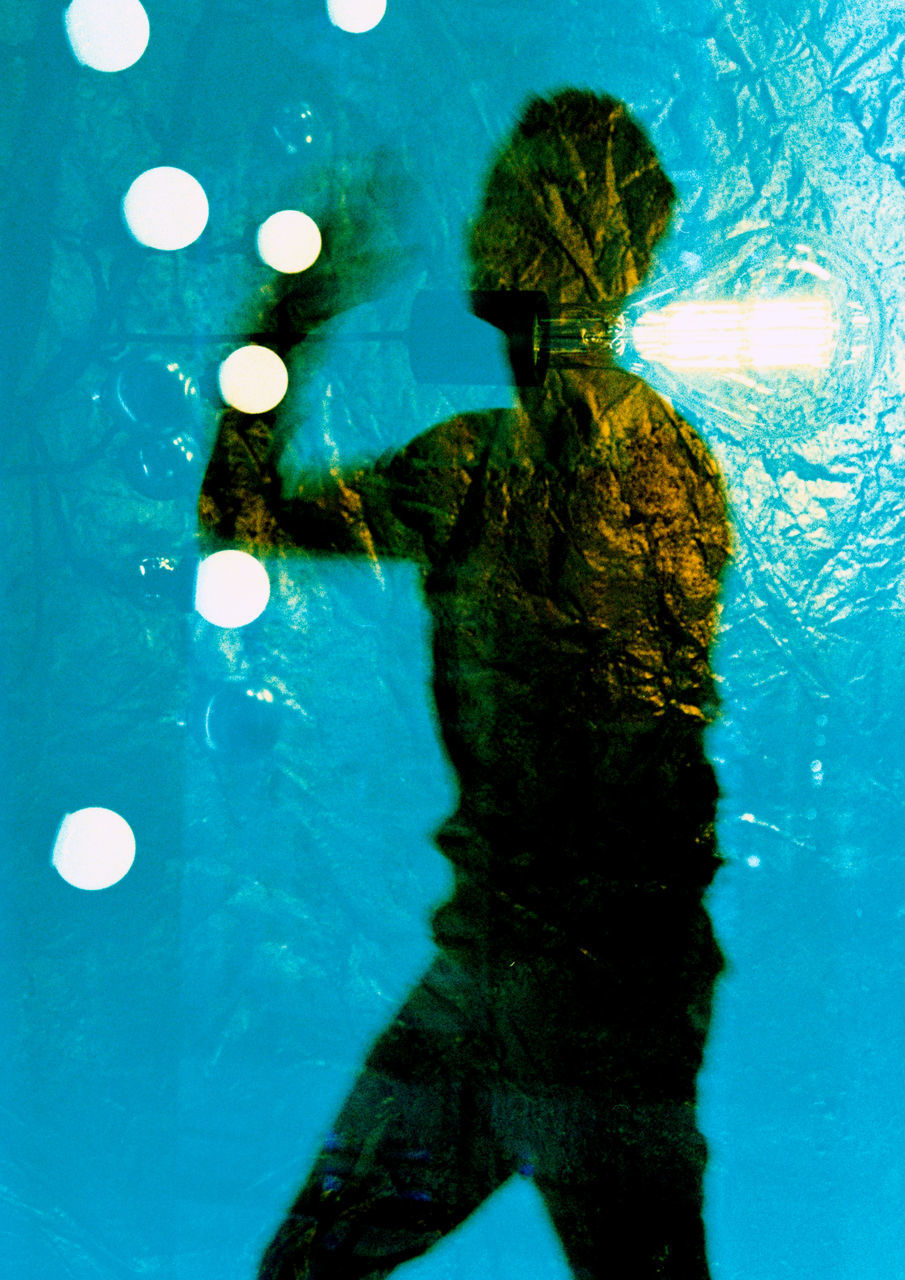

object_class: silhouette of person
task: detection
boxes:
[200,90,731,1280]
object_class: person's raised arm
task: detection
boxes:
[199,397,484,566]
[199,163,435,560]
[199,401,383,558]
[198,196,488,568]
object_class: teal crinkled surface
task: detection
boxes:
[4,2,905,1277]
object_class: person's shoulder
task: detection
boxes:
[623,375,723,480]
[389,408,504,472]
[365,410,505,551]
[609,375,729,537]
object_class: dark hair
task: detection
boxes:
[468,89,676,305]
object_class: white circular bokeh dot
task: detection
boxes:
[326,0,387,33]
[64,0,150,72]
[52,807,136,891]
[218,345,289,414]
[122,167,209,251]
[256,210,322,273]
[195,551,271,628]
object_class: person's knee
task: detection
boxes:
[257,1211,319,1280]
[257,1173,448,1280]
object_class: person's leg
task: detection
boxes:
[520,906,721,1280]
[535,1098,711,1280]
[258,954,509,1280]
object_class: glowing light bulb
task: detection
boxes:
[326,0,387,33]
[621,232,882,439]
[122,167,209,251]
[632,298,836,372]
[256,210,322,273]
[218,345,289,414]
[195,550,271,628]
[52,808,136,890]
[64,0,149,72]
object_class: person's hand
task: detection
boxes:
[252,149,419,345]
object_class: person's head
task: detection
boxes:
[468,89,676,307]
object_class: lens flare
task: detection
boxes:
[326,0,387,33]
[122,167,209,251]
[256,210,322,273]
[218,346,289,414]
[64,0,150,72]
[52,808,136,890]
[195,550,271,628]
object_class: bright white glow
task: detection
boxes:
[746,856,761,868]
[52,808,136,890]
[327,0,387,33]
[122,167,209,251]
[788,257,832,281]
[256,210,322,273]
[195,550,271,628]
[64,0,149,72]
[632,298,836,371]
[218,345,289,414]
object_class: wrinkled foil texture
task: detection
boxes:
[3,1,905,1277]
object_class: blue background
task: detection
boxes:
[3,1,905,1276]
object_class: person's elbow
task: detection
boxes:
[197,476,236,547]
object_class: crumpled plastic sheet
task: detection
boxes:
[4,1,905,1277]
